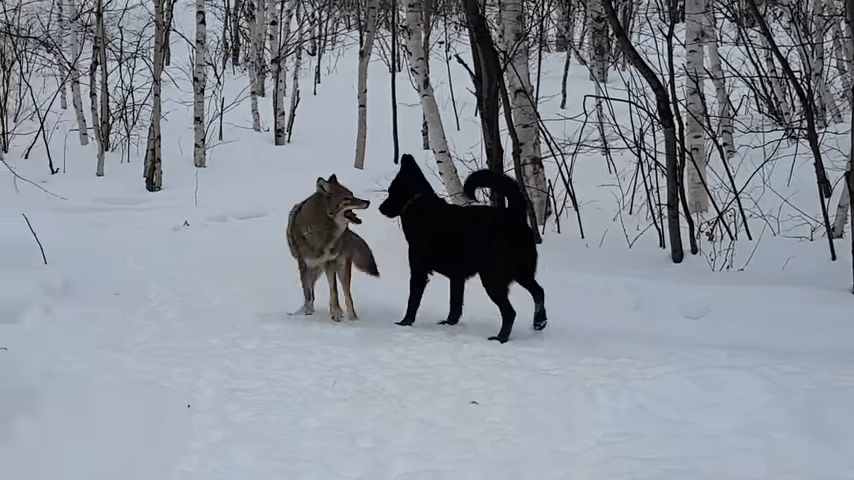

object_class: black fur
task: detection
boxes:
[378,154,547,343]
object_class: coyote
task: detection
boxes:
[286,174,380,321]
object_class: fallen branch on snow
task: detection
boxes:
[22,213,48,265]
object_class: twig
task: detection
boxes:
[22,213,48,265]
[2,158,67,201]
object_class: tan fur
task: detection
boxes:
[286,174,380,321]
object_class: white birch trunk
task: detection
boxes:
[587,0,610,169]
[249,0,262,131]
[271,0,294,145]
[703,9,736,161]
[57,0,68,110]
[144,0,168,192]
[402,0,465,204]
[97,0,109,155]
[811,0,829,128]
[812,0,842,126]
[193,0,207,167]
[68,0,89,146]
[684,0,708,214]
[354,0,379,169]
[91,0,105,176]
[500,0,549,225]
[832,177,851,238]
[587,0,608,84]
[830,15,852,108]
[255,0,267,96]
[832,108,854,237]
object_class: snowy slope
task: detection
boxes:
[2,13,854,480]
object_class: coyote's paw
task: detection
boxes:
[291,303,315,316]
[330,304,344,322]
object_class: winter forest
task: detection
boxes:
[4,0,854,275]
[3,0,854,477]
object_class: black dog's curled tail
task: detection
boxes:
[463,169,528,220]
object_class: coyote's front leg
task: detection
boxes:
[324,261,344,321]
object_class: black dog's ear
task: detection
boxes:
[400,154,417,170]
[328,173,338,184]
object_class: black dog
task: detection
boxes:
[378,154,547,343]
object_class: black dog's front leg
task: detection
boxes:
[439,276,465,325]
[396,268,429,326]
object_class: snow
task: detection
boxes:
[3,13,854,480]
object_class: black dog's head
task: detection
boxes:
[379,154,435,218]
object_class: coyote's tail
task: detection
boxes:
[463,169,528,221]
[344,230,380,277]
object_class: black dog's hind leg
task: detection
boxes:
[516,275,547,331]
[439,276,465,325]
[396,267,429,326]
[481,276,516,343]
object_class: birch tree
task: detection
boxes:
[402,0,465,203]
[68,0,89,146]
[499,0,549,224]
[270,0,295,144]
[249,0,262,131]
[193,0,207,167]
[56,0,67,110]
[684,0,708,214]
[587,0,609,163]
[810,0,842,126]
[354,0,380,169]
[255,0,267,95]
[92,0,108,176]
[704,9,735,161]
[144,0,173,192]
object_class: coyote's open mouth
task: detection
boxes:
[344,210,362,224]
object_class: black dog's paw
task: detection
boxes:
[395,318,414,326]
[438,318,459,326]
[488,335,509,344]
[533,308,548,331]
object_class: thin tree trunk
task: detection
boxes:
[231,0,242,66]
[93,0,107,176]
[391,0,400,163]
[271,0,294,144]
[193,0,207,167]
[420,0,433,151]
[354,0,380,169]
[144,0,170,192]
[402,0,465,204]
[57,0,68,110]
[684,0,708,214]
[500,0,549,225]
[603,0,683,263]
[249,0,262,131]
[68,0,89,146]
[255,0,267,96]
[704,8,735,161]
[285,2,303,142]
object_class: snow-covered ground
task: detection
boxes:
[3,13,854,480]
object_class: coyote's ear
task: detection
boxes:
[316,177,330,193]
[328,173,338,184]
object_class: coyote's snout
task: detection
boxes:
[286,174,379,322]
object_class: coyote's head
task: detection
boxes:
[316,174,370,224]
